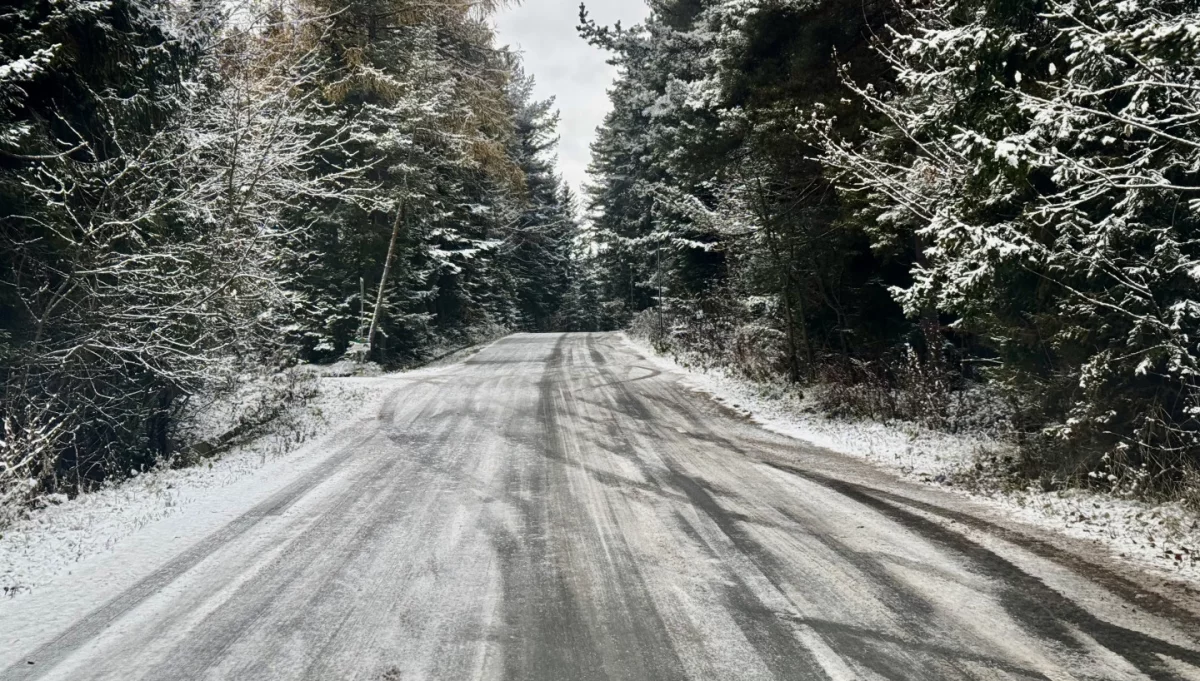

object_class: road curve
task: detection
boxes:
[4,332,1200,680]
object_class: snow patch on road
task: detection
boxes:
[621,333,1200,585]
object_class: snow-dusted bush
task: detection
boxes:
[628,294,790,384]
[177,368,322,464]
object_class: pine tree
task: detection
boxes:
[818,0,1200,484]
[501,67,578,331]
[580,0,905,376]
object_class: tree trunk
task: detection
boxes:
[358,277,367,340]
[781,282,802,383]
[913,231,943,368]
[785,235,814,380]
[367,200,405,358]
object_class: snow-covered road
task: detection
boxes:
[3,332,1200,680]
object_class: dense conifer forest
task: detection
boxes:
[580,0,1200,502]
[0,0,584,508]
[3,0,1200,514]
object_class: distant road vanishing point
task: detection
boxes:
[4,333,1200,680]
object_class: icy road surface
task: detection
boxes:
[3,333,1200,680]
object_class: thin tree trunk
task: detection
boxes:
[793,278,813,376]
[367,200,405,357]
[786,240,814,378]
[781,281,801,383]
[913,231,943,368]
[656,244,665,341]
[754,175,811,382]
[358,277,366,340]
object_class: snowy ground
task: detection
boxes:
[0,375,395,599]
[622,333,1200,586]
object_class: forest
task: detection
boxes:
[580,0,1200,503]
[0,0,596,511]
[3,0,1199,516]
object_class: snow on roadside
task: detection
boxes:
[621,334,999,480]
[621,333,1200,585]
[0,375,392,599]
[982,489,1199,581]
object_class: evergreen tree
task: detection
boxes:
[580,0,905,377]
[287,0,545,363]
[0,0,582,511]
[584,0,1200,490]
[820,0,1200,483]
[502,67,577,331]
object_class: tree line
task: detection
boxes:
[580,0,1200,499]
[0,0,586,509]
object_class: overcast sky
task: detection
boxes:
[493,0,651,203]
